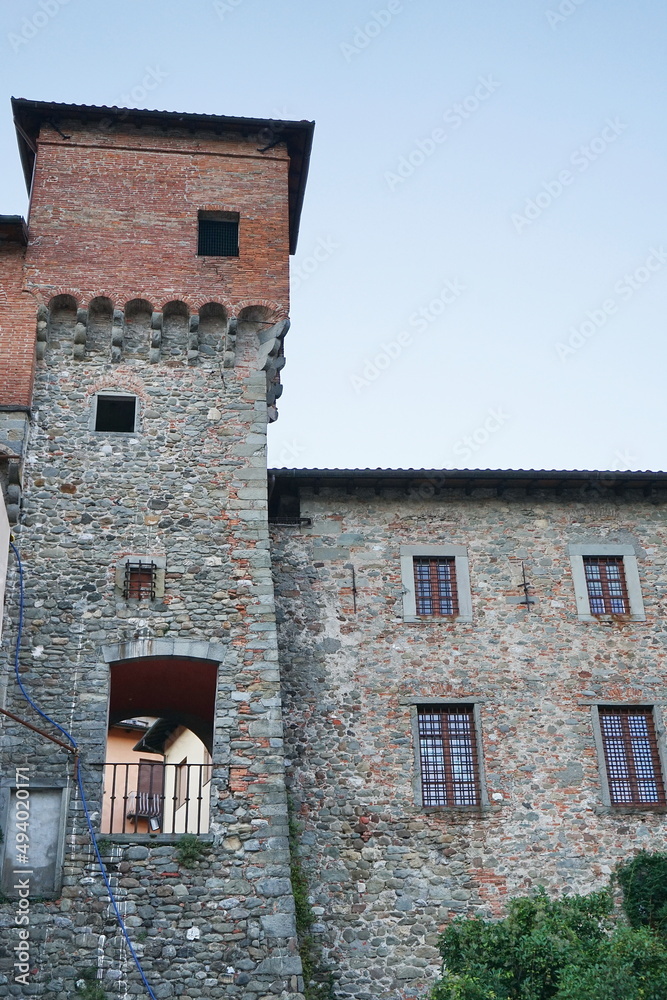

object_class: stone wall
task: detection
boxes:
[0,301,301,996]
[272,482,667,1000]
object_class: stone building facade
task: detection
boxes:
[269,469,667,998]
[1,98,666,1000]
[0,99,314,999]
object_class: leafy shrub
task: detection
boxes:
[430,856,667,1000]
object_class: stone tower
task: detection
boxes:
[0,99,314,999]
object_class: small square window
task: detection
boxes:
[416,704,481,807]
[123,561,157,600]
[95,395,137,433]
[115,555,166,600]
[197,211,239,257]
[596,706,666,807]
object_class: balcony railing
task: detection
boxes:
[102,761,211,835]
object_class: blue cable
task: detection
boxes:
[9,541,158,1000]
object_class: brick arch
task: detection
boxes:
[235,299,286,320]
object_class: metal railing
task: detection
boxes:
[102,761,212,835]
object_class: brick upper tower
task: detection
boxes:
[0,101,314,998]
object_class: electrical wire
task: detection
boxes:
[8,541,158,1000]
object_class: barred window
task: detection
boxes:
[123,561,157,600]
[599,707,666,806]
[418,705,480,806]
[584,556,629,615]
[197,211,239,257]
[413,557,459,616]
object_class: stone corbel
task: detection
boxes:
[111,309,125,362]
[257,318,289,421]
[35,304,49,360]
[188,314,199,365]
[73,307,88,361]
[149,312,163,364]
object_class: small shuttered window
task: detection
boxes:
[599,707,666,806]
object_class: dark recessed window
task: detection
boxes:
[198,211,239,257]
[95,395,137,433]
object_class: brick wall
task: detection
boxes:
[272,484,667,999]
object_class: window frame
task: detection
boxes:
[400,544,472,623]
[591,704,667,809]
[410,700,488,809]
[115,555,166,601]
[568,543,645,621]
[91,392,139,435]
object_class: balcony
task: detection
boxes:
[102,761,211,835]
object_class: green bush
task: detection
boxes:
[430,856,667,1000]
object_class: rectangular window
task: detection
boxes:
[417,704,480,806]
[569,544,645,622]
[197,211,239,257]
[123,561,157,600]
[584,556,629,615]
[599,707,666,806]
[413,557,459,616]
[400,545,472,623]
[95,394,137,433]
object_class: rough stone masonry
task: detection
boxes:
[0,100,313,999]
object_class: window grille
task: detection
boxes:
[197,218,239,257]
[583,556,629,614]
[413,557,459,616]
[599,707,666,806]
[123,561,157,600]
[418,705,480,806]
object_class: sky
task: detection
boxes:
[1,0,666,472]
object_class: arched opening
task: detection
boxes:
[198,301,228,354]
[162,300,189,358]
[124,298,153,356]
[87,296,113,354]
[102,656,217,834]
[48,294,77,344]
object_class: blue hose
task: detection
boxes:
[9,541,158,1000]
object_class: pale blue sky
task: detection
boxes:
[1,0,666,471]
